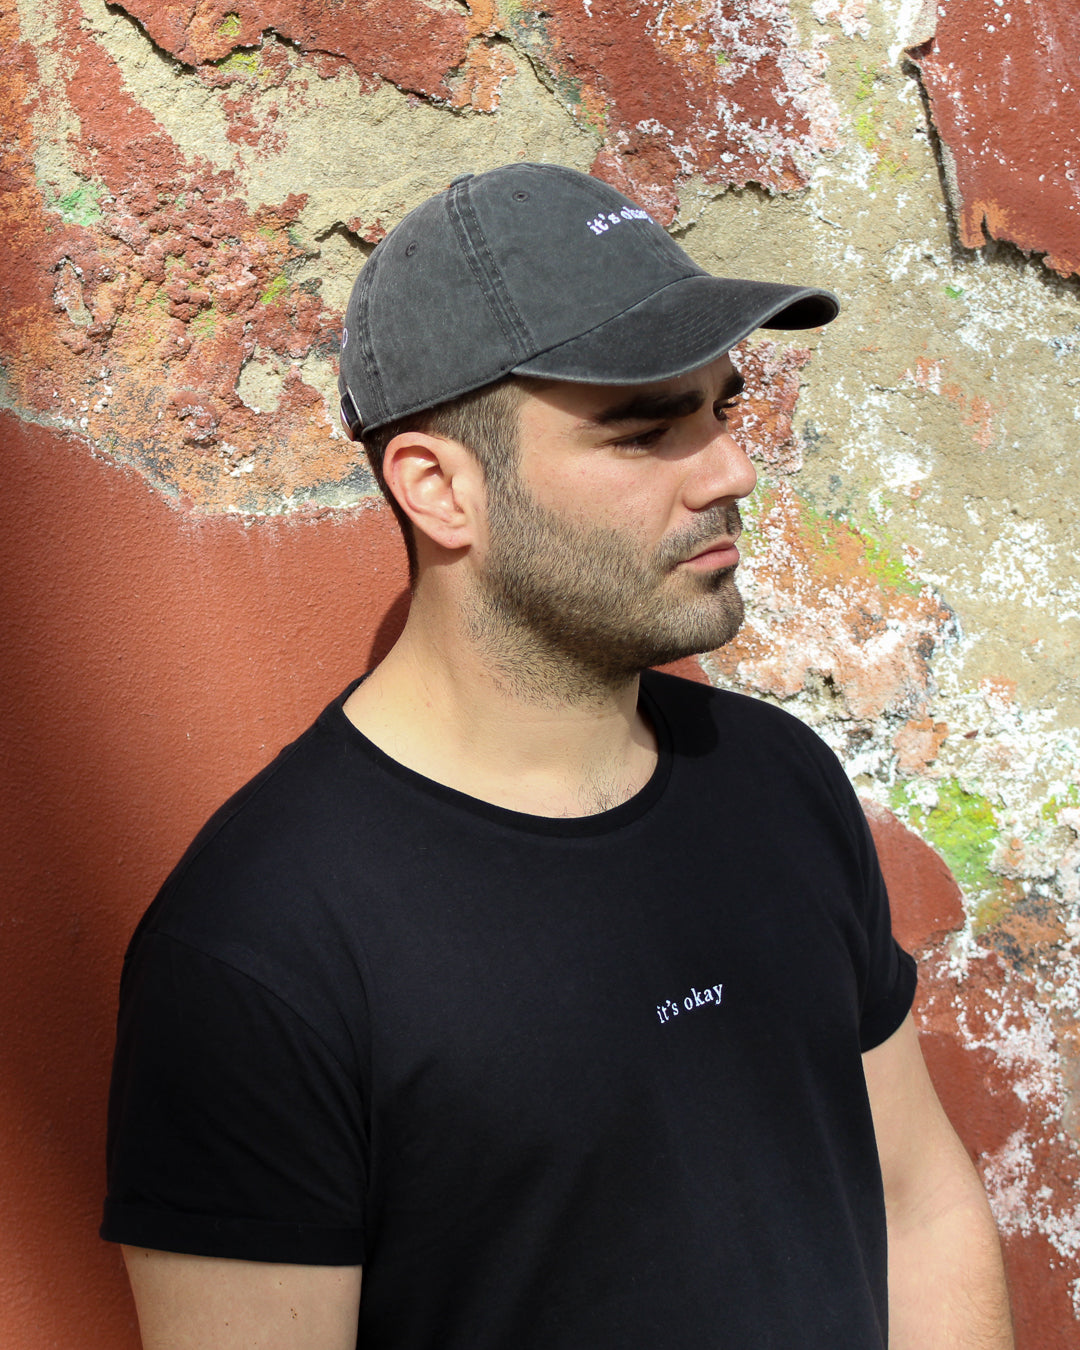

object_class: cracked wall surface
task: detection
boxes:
[3,0,1079,1345]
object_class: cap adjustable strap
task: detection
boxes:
[339,389,363,440]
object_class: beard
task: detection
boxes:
[465,469,745,702]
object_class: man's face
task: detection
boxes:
[467,354,757,689]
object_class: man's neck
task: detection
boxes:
[343,597,658,818]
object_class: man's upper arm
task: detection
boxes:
[863,1013,1013,1348]
[862,1011,975,1211]
[122,1248,362,1350]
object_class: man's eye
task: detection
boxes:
[616,426,667,450]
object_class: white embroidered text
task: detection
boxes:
[656,983,723,1024]
[587,206,653,235]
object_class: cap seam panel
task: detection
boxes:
[360,364,522,432]
[355,254,388,427]
[447,181,533,361]
[639,221,703,275]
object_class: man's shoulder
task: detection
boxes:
[642,668,858,815]
[133,682,378,957]
[643,667,825,749]
[185,685,363,851]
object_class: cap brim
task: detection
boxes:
[512,275,839,385]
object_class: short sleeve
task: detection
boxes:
[851,805,918,1053]
[101,931,367,1264]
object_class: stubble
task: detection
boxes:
[465,472,745,704]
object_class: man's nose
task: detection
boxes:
[687,428,757,509]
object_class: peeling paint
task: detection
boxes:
[3,0,595,511]
[524,0,842,218]
[915,944,1080,1339]
[908,0,1080,277]
[705,472,956,736]
[111,0,475,105]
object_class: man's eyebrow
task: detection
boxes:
[590,390,704,427]
[588,371,745,428]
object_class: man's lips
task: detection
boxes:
[679,538,741,570]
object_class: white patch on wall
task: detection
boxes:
[886,0,938,65]
[810,0,870,40]
[236,349,287,416]
[979,516,1080,623]
[881,451,928,489]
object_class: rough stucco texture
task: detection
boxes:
[112,0,842,216]
[910,0,1080,277]
[0,0,844,519]
[4,0,1080,1346]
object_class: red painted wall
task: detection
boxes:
[911,0,1080,276]
[2,413,407,1347]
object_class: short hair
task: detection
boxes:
[360,376,525,582]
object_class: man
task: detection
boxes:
[103,163,1012,1347]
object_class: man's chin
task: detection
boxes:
[636,595,746,671]
[682,580,745,652]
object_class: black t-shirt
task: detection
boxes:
[103,671,915,1348]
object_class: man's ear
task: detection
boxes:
[382,430,484,554]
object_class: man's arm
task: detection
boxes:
[863,1014,1013,1348]
[122,1248,362,1350]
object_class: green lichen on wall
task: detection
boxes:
[1041,784,1080,823]
[845,58,915,184]
[54,181,106,226]
[218,49,261,79]
[764,480,922,598]
[187,305,219,339]
[851,61,881,151]
[856,492,923,596]
[891,778,1005,922]
[860,530,918,595]
[259,275,289,305]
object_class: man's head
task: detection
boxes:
[337,163,837,680]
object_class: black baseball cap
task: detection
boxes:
[338,162,838,439]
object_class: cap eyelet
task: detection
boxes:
[512,190,529,202]
[405,241,418,257]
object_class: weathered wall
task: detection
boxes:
[2,1,1078,1345]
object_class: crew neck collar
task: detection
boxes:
[324,671,674,837]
